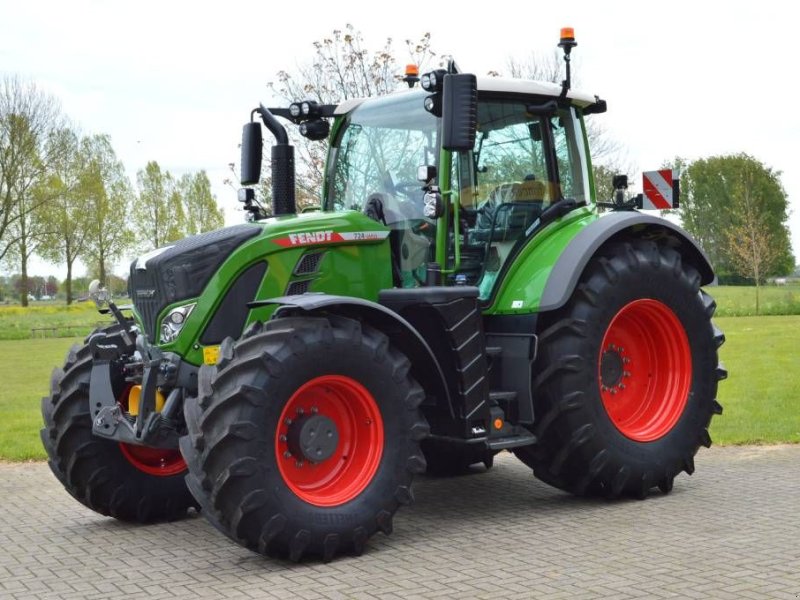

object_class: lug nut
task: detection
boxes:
[284,417,292,426]
[283,451,292,459]
[279,434,287,442]
[296,407,304,415]
[311,406,319,414]
[623,371,631,378]
[295,460,304,468]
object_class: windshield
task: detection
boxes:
[326,91,437,226]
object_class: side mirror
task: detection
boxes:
[441,74,477,152]
[88,279,110,309]
[240,122,263,185]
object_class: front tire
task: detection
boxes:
[41,329,195,522]
[180,315,428,562]
[515,240,726,498]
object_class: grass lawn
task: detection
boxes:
[712,315,800,444]
[0,315,797,461]
[0,303,113,340]
[711,285,800,317]
[0,337,81,460]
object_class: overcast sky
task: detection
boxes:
[2,0,798,277]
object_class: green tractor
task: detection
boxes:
[42,30,725,562]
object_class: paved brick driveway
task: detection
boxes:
[1,446,799,599]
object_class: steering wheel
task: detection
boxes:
[393,180,423,199]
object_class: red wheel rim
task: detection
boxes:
[275,375,384,507]
[598,299,692,442]
[117,385,187,477]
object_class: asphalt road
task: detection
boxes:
[2,445,799,599]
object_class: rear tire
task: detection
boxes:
[180,315,428,562]
[515,240,725,498]
[41,327,195,522]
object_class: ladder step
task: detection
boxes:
[489,390,517,403]
[486,346,502,358]
[487,431,537,450]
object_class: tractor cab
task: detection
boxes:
[323,79,600,298]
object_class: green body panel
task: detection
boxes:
[140,211,393,366]
[484,205,598,315]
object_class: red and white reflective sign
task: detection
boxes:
[642,170,679,209]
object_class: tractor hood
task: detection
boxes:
[128,211,393,349]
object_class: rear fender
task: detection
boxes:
[539,212,715,312]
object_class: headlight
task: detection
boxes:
[160,303,195,344]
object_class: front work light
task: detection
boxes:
[420,69,447,92]
[299,119,330,141]
[160,303,196,344]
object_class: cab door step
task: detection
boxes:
[486,429,537,450]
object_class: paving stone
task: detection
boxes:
[1,446,799,599]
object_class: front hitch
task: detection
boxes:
[89,328,191,450]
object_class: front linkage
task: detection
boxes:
[89,301,198,451]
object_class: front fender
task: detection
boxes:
[250,294,454,418]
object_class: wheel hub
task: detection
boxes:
[275,375,384,507]
[597,299,692,442]
[286,414,339,463]
[600,347,625,389]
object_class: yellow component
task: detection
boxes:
[493,417,504,430]
[203,345,220,365]
[405,63,419,77]
[127,385,166,416]
[560,27,575,42]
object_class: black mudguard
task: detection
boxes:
[250,294,454,419]
[539,212,715,312]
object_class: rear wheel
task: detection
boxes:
[40,327,195,522]
[180,315,428,562]
[515,240,726,498]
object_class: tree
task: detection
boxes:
[38,127,92,304]
[265,25,437,205]
[45,275,58,297]
[723,161,790,314]
[0,75,66,305]
[680,154,794,283]
[178,171,223,235]
[134,161,174,250]
[82,135,135,286]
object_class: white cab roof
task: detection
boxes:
[334,76,600,115]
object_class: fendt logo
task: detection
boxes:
[288,231,334,245]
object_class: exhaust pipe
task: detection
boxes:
[240,104,296,217]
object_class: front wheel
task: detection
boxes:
[180,315,428,562]
[515,240,726,498]
[41,328,195,522]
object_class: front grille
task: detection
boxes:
[129,224,262,340]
